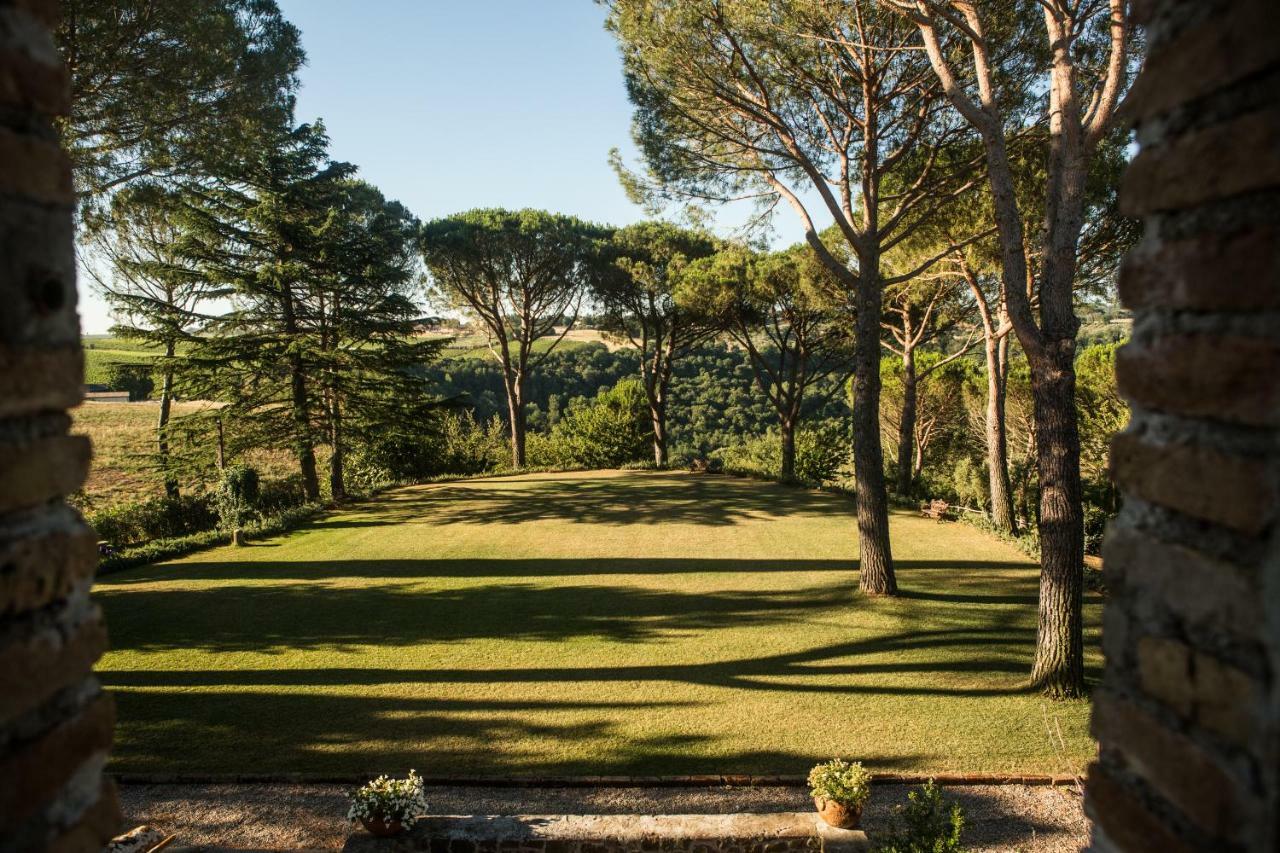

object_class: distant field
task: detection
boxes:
[72,401,302,510]
[96,469,1101,777]
[82,336,164,385]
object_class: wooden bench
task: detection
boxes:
[921,499,952,521]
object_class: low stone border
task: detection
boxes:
[340,814,869,853]
[112,773,1079,788]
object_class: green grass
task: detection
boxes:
[95,469,1100,777]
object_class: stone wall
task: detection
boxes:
[340,814,868,853]
[1086,0,1280,850]
[0,0,119,850]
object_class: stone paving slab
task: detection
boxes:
[339,814,869,853]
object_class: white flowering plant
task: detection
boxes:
[808,759,872,806]
[347,770,430,827]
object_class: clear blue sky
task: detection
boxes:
[79,1,803,333]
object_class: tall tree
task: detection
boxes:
[58,0,303,208]
[310,180,440,502]
[593,222,718,466]
[888,0,1136,696]
[420,209,603,467]
[179,121,353,501]
[880,271,978,496]
[681,246,855,484]
[607,0,981,595]
[88,184,214,497]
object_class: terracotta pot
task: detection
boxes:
[814,796,863,829]
[360,815,405,837]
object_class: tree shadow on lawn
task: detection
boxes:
[102,621,1041,695]
[316,472,856,529]
[103,557,1034,584]
[97,555,1047,654]
[99,577,859,650]
[107,688,933,777]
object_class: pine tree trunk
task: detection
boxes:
[895,347,917,497]
[1028,339,1085,697]
[290,356,320,501]
[651,396,668,467]
[780,419,797,484]
[215,416,226,471]
[507,379,527,468]
[984,332,1016,533]
[329,394,346,503]
[852,269,896,596]
[157,341,178,499]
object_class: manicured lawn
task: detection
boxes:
[95,470,1100,777]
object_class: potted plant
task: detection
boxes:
[347,770,429,837]
[808,759,872,829]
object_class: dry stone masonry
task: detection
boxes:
[0,0,120,850]
[1087,0,1280,850]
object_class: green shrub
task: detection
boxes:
[808,759,871,807]
[716,421,850,487]
[436,412,510,474]
[257,475,307,515]
[88,494,218,548]
[98,501,324,574]
[533,379,650,469]
[105,362,156,401]
[875,781,966,853]
[216,464,260,530]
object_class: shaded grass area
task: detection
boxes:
[96,470,1101,777]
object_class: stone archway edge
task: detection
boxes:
[112,772,1080,787]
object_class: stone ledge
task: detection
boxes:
[342,814,869,853]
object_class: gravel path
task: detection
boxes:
[118,783,1087,852]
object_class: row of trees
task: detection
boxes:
[604,0,1138,697]
[67,1,445,507]
[65,0,1137,699]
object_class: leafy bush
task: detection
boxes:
[257,475,308,515]
[716,421,850,486]
[875,781,966,853]
[435,412,510,474]
[808,759,872,807]
[88,494,218,548]
[105,362,155,401]
[98,501,324,574]
[216,464,260,530]
[531,379,650,469]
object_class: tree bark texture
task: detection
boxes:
[853,270,897,596]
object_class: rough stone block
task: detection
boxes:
[0,125,73,205]
[1136,635,1193,719]
[0,599,107,725]
[0,345,83,418]
[1109,432,1274,536]
[1116,334,1280,427]
[1091,691,1248,841]
[1083,762,1195,853]
[0,515,99,616]
[1121,109,1280,215]
[1121,0,1280,125]
[0,690,114,834]
[0,434,91,514]
[1191,651,1257,746]
[1102,525,1261,637]
[1119,226,1280,312]
[46,778,121,853]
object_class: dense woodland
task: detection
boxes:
[67,0,1138,699]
